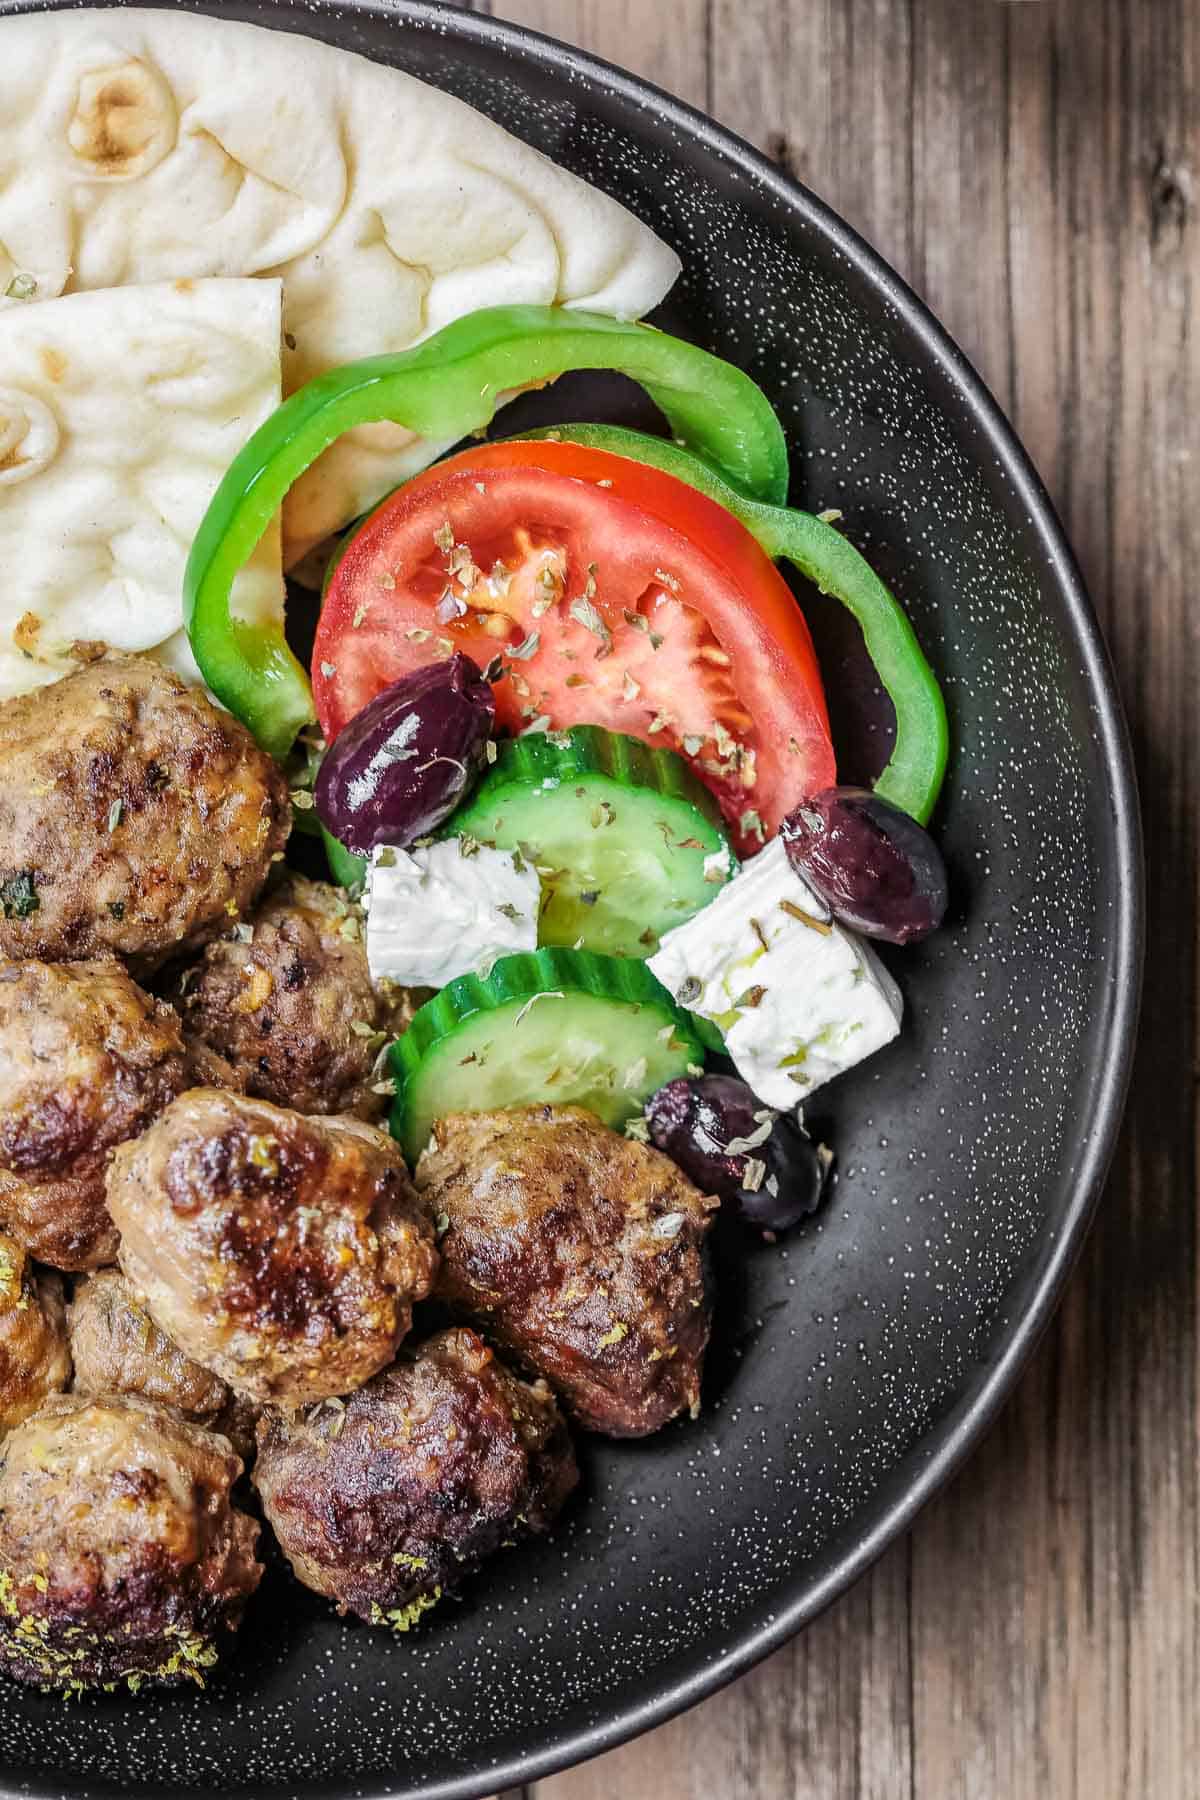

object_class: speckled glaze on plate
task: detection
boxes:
[0,2,1141,1796]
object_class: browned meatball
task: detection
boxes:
[0,1235,70,1436]
[108,1090,439,1406]
[418,1106,718,1438]
[180,1035,248,1094]
[0,656,289,971]
[69,1268,228,1416]
[254,1327,576,1629]
[0,1393,261,1693]
[206,1392,262,1471]
[0,958,215,1270]
[179,873,418,1120]
[69,1270,261,1468]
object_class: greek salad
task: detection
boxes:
[189,304,950,1233]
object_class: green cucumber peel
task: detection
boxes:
[388,946,706,1162]
[441,726,734,958]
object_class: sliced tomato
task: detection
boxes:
[313,440,835,853]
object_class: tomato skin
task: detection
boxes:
[314,440,835,850]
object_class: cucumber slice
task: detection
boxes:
[388,947,705,1161]
[443,727,734,958]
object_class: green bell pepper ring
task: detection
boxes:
[183,306,790,759]
[518,423,948,824]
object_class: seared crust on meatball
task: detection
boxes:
[0,958,204,1269]
[181,1035,248,1094]
[0,1236,70,1436]
[254,1327,576,1628]
[69,1269,228,1418]
[69,1275,260,1469]
[109,1091,439,1406]
[0,656,289,971]
[179,874,413,1121]
[0,1394,261,1693]
[418,1107,718,1438]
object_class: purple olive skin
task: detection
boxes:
[780,786,948,946]
[314,654,495,855]
[645,1075,827,1233]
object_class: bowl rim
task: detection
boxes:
[340,3,1145,1784]
[0,2,1144,1795]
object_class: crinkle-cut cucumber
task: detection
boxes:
[443,727,734,958]
[388,947,705,1162]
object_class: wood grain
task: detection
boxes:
[463,1,1198,1794]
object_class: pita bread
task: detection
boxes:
[0,8,680,564]
[0,278,283,702]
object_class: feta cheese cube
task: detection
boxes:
[648,837,902,1107]
[366,840,539,988]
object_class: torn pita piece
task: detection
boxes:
[0,278,284,703]
[0,8,681,565]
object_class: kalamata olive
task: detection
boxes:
[314,654,495,855]
[645,1075,828,1233]
[780,786,948,945]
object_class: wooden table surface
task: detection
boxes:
[445,1,1195,1794]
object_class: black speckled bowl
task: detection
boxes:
[0,2,1141,1796]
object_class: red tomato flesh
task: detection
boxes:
[313,440,835,853]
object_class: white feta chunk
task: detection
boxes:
[648,837,902,1107]
[366,840,539,988]
[702,845,738,886]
